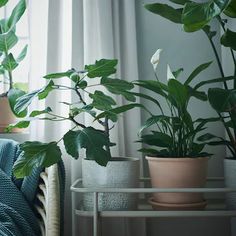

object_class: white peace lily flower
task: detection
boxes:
[150,49,163,71]
[167,64,176,81]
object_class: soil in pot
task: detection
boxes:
[146,156,208,209]
[82,157,140,211]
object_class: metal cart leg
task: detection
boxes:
[93,192,98,236]
[231,217,236,236]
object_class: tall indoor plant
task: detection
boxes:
[0,0,28,132]
[10,59,141,210]
[135,49,217,210]
[145,0,236,209]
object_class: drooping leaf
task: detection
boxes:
[0,29,18,52]
[16,45,28,63]
[85,59,118,78]
[43,69,75,79]
[13,141,62,178]
[7,88,27,117]
[182,1,229,32]
[89,91,116,111]
[5,120,30,133]
[221,28,236,51]
[7,0,26,29]
[144,3,183,24]
[197,133,220,142]
[38,80,54,99]
[224,0,236,17]
[2,53,18,71]
[184,61,212,85]
[187,86,208,101]
[63,127,112,166]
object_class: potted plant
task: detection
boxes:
[10,59,141,210]
[134,49,218,210]
[0,0,28,132]
[144,0,236,209]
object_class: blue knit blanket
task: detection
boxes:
[0,139,41,236]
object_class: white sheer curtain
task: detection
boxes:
[29,0,144,235]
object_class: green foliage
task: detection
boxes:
[144,0,236,158]
[11,59,138,177]
[136,58,212,157]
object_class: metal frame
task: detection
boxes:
[71,178,236,236]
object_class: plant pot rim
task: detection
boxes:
[83,157,139,162]
[146,156,209,162]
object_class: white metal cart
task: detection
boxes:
[71,177,236,236]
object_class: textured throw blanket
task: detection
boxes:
[0,139,41,236]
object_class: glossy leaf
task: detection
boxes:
[144,3,183,23]
[16,45,28,63]
[44,69,74,79]
[224,0,236,17]
[38,80,54,99]
[63,127,112,166]
[0,29,18,51]
[2,53,18,71]
[89,90,116,111]
[13,141,62,178]
[7,88,27,117]
[0,0,8,7]
[85,59,118,78]
[5,119,31,132]
[169,0,190,5]
[140,132,172,148]
[30,107,52,117]
[188,87,207,101]
[221,28,236,50]
[7,0,26,29]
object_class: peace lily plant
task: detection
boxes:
[0,0,28,118]
[9,59,141,178]
[145,0,236,159]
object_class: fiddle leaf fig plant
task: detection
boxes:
[145,0,236,158]
[10,59,141,178]
[135,49,225,157]
[0,0,28,117]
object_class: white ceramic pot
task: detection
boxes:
[82,157,140,211]
[224,159,236,209]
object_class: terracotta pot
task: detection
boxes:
[146,156,208,205]
[0,97,20,133]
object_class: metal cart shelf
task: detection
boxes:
[71,178,236,236]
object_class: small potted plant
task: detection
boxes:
[144,0,236,209]
[0,0,28,132]
[135,49,217,210]
[10,59,141,210]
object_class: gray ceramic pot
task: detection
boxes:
[82,157,140,211]
[224,159,236,209]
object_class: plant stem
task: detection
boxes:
[104,117,111,157]
[75,88,86,105]
[69,116,86,129]
[8,70,13,90]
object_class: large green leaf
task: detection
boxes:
[43,69,74,79]
[2,53,18,71]
[63,127,112,166]
[169,0,190,5]
[7,88,27,117]
[6,120,30,133]
[144,3,183,23]
[221,28,236,51]
[0,29,18,52]
[14,80,54,114]
[208,88,236,112]
[140,132,172,148]
[224,0,236,17]
[89,90,116,111]
[0,0,8,8]
[184,61,212,85]
[95,103,145,122]
[85,59,118,78]
[101,77,135,101]
[168,79,188,108]
[7,0,26,29]
[182,1,229,32]
[187,86,207,101]
[13,141,62,178]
